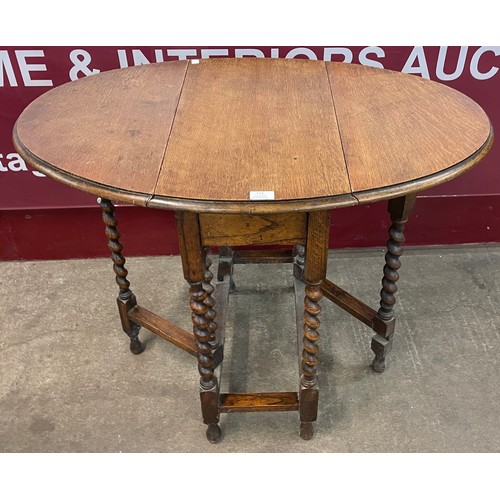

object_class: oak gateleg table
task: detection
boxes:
[13,58,493,442]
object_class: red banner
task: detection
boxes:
[1,46,499,211]
[1,46,499,260]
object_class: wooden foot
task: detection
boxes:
[206,423,222,443]
[371,334,393,373]
[371,357,386,374]
[130,337,145,354]
[300,422,314,440]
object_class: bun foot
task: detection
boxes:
[206,424,222,444]
[300,422,314,440]
[371,335,391,373]
[130,338,145,355]
[371,356,386,373]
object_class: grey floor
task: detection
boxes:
[1,245,499,452]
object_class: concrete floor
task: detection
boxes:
[1,245,499,452]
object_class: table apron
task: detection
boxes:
[199,212,307,247]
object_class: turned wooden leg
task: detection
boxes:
[190,280,221,443]
[204,256,218,346]
[371,195,416,373]
[299,211,330,440]
[98,198,144,354]
[300,282,322,440]
[176,212,221,443]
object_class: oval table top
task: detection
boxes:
[13,58,493,214]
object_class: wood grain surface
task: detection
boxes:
[15,61,188,197]
[199,212,307,246]
[14,58,493,212]
[128,305,197,356]
[156,58,349,201]
[326,62,492,194]
[219,392,299,412]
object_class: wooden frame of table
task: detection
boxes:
[95,194,416,442]
[13,58,494,443]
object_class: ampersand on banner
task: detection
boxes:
[69,49,101,81]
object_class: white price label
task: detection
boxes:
[249,191,275,200]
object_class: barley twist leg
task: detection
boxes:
[372,196,415,373]
[300,283,322,440]
[98,198,143,354]
[190,281,221,443]
[203,255,218,346]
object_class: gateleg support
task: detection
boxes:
[371,194,415,373]
[98,197,144,354]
